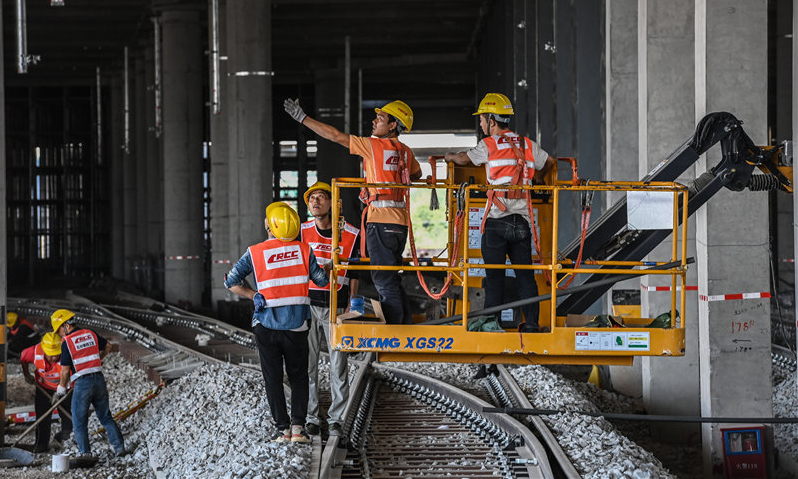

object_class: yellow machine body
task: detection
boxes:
[327,160,689,365]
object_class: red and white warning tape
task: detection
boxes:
[166,255,200,261]
[699,292,771,302]
[213,259,231,264]
[640,284,698,292]
[7,410,59,423]
[781,259,795,263]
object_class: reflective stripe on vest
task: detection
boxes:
[64,329,103,379]
[483,132,536,186]
[249,238,311,307]
[33,344,62,390]
[301,220,359,291]
[364,137,411,206]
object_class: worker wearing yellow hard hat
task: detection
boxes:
[7,310,40,357]
[224,201,331,443]
[300,182,362,437]
[444,93,554,377]
[283,97,422,324]
[20,331,73,452]
[53,308,127,458]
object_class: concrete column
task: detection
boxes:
[605,0,642,397]
[161,8,204,307]
[123,67,139,282]
[135,52,148,267]
[226,0,272,264]
[109,74,125,279]
[0,0,6,444]
[210,0,231,309]
[638,0,701,444]
[695,0,770,473]
[144,44,164,298]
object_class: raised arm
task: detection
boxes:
[284,98,350,148]
[444,151,473,166]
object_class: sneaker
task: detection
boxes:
[305,423,320,436]
[115,448,131,458]
[328,423,343,436]
[270,429,291,443]
[290,425,311,444]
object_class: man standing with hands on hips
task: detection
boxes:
[300,181,362,437]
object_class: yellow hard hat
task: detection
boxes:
[303,181,332,206]
[265,201,301,242]
[41,332,62,356]
[7,311,18,328]
[473,93,514,116]
[375,100,414,132]
[51,309,75,332]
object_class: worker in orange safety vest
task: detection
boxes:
[300,181,361,437]
[7,311,40,356]
[20,332,73,452]
[444,93,553,331]
[225,201,331,444]
[284,98,422,324]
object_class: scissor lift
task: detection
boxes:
[326,112,790,365]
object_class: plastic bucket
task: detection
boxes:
[51,454,69,472]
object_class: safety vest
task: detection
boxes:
[300,220,358,291]
[249,238,311,308]
[33,344,63,390]
[10,318,36,336]
[64,329,103,379]
[360,137,411,208]
[483,131,537,191]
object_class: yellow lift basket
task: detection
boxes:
[327,160,689,366]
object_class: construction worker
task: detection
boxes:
[445,92,553,336]
[225,201,331,444]
[20,332,73,452]
[52,309,126,459]
[300,182,361,437]
[7,311,40,357]
[284,98,422,324]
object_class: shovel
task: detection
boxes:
[12,391,71,448]
[34,382,73,422]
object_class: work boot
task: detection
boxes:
[487,364,499,376]
[290,425,311,444]
[473,365,489,380]
[328,423,343,436]
[305,423,320,436]
[270,429,291,443]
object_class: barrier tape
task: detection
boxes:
[213,259,231,264]
[781,259,795,263]
[699,292,771,302]
[640,284,698,292]
[7,410,59,423]
[166,255,200,261]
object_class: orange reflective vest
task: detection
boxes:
[33,344,63,390]
[360,137,411,208]
[64,329,103,379]
[300,221,358,291]
[480,131,538,232]
[249,238,311,307]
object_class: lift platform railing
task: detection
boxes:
[328,175,689,331]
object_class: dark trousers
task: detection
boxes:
[481,215,539,329]
[34,386,73,452]
[366,222,411,324]
[253,323,309,430]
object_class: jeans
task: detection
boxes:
[366,222,411,324]
[307,305,349,427]
[481,215,539,330]
[34,386,73,452]
[253,323,309,430]
[71,372,124,454]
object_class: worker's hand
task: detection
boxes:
[253,293,266,313]
[284,98,307,123]
[322,262,333,275]
[52,385,67,402]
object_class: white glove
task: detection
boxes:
[54,385,67,398]
[284,98,307,123]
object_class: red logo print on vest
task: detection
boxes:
[268,250,300,264]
